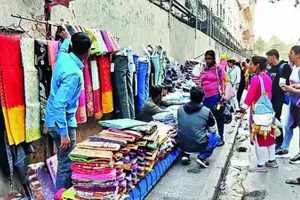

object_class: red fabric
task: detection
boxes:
[83,61,94,117]
[97,55,113,114]
[0,35,24,108]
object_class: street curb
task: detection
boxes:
[211,120,243,200]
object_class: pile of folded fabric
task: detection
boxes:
[66,118,177,199]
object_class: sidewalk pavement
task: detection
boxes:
[219,106,300,200]
[145,122,240,200]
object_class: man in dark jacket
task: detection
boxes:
[266,49,292,153]
[177,86,220,167]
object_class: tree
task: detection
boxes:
[253,37,266,55]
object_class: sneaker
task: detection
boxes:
[265,160,279,168]
[248,165,268,173]
[181,154,191,165]
[275,149,289,157]
[289,153,300,164]
[196,157,209,168]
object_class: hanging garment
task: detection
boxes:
[97,55,114,114]
[94,29,108,55]
[112,53,135,119]
[100,30,114,53]
[137,58,150,112]
[21,38,41,142]
[65,24,76,36]
[90,59,102,119]
[75,80,87,124]
[85,28,101,56]
[34,39,52,122]
[0,34,25,145]
[151,55,161,85]
[107,31,119,52]
[83,61,94,117]
[47,40,59,70]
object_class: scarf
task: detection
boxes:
[0,34,25,145]
[90,59,102,119]
[21,38,41,142]
[83,60,94,117]
[97,55,113,114]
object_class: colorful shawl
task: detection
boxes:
[90,59,102,119]
[20,38,41,142]
[107,31,119,51]
[100,30,114,53]
[94,29,108,55]
[75,81,87,123]
[97,55,113,114]
[0,34,25,145]
[83,61,94,117]
[47,40,59,70]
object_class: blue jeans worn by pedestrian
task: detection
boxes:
[198,133,221,159]
[49,126,76,191]
[203,94,224,140]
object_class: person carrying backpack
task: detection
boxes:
[236,56,278,173]
[266,49,292,152]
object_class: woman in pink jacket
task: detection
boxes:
[199,50,226,146]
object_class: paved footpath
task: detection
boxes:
[145,122,239,200]
[219,106,300,200]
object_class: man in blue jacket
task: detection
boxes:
[177,86,220,167]
[45,27,91,191]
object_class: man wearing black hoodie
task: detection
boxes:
[177,86,220,167]
[266,49,292,154]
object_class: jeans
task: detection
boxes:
[113,55,135,119]
[137,59,150,112]
[49,126,76,191]
[203,94,225,139]
[272,98,284,148]
[198,133,221,159]
[151,55,160,85]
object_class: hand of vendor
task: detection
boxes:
[59,25,71,40]
[60,135,71,151]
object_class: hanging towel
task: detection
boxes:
[94,29,108,55]
[75,80,87,124]
[47,40,59,70]
[83,61,94,117]
[34,39,52,123]
[107,31,119,52]
[20,38,41,142]
[0,34,25,145]
[90,59,102,119]
[100,30,114,53]
[97,55,113,114]
[85,28,100,56]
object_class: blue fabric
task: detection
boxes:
[137,60,150,111]
[49,126,76,191]
[151,55,160,85]
[45,39,84,136]
[198,133,220,159]
[126,150,180,200]
[100,118,147,129]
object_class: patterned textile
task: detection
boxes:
[71,164,114,175]
[0,34,25,145]
[21,38,41,142]
[71,168,116,181]
[75,80,87,123]
[72,161,114,169]
[34,39,52,122]
[89,134,127,146]
[83,61,94,117]
[47,40,59,70]
[97,55,113,114]
[108,128,143,140]
[101,129,135,142]
[77,140,121,151]
[100,30,114,53]
[90,59,102,119]
[69,146,113,162]
[129,123,157,135]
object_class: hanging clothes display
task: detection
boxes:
[112,51,135,119]
[34,39,52,124]
[137,58,150,112]
[151,55,161,86]
[90,59,103,119]
[83,61,94,117]
[101,30,114,53]
[47,40,59,70]
[0,34,25,145]
[75,81,87,124]
[20,38,41,142]
[94,29,108,55]
[97,55,114,114]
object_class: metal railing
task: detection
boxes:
[149,0,250,57]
